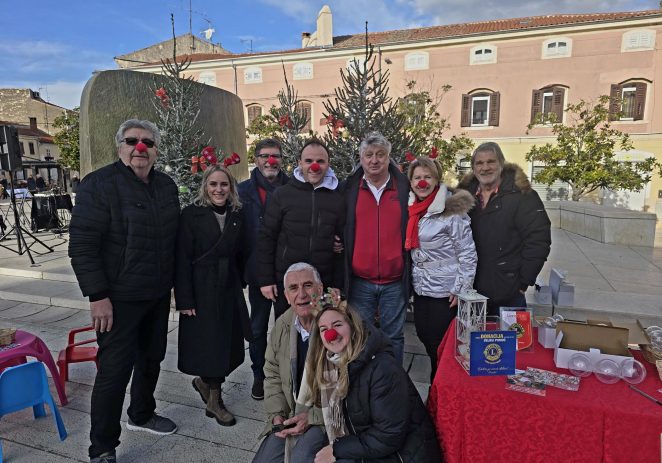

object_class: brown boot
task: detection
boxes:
[192,377,210,404]
[205,387,236,426]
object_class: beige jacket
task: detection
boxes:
[262,307,325,437]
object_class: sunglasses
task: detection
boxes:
[122,137,156,148]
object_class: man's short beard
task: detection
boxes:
[261,168,278,179]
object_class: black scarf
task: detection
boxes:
[252,167,288,195]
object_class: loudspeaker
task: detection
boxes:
[0,125,22,171]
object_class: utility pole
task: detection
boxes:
[189,0,195,51]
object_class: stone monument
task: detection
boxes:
[79,69,247,180]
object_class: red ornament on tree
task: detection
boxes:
[155,87,169,107]
[405,151,416,162]
[223,152,241,167]
[429,146,438,159]
[201,146,217,165]
[278,115,293,129]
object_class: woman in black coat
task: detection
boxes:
[301,301,441,463]
[175,164,252,427]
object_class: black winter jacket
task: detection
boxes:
[457,163,551,308]
[175,204,251,377]
[333,323,441,463]
[237,168,288,287]
[341,162,410,298]
[256,176,345,289]
[69,161,180,301]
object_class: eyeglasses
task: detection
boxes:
[255,153,282,159]
[122,137,156,148]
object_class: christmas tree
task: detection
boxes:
[321,32,411,180]
[152,15,216,205]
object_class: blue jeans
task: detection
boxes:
[348,277,406,364]
[248,285,273,380]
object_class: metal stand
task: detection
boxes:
[0,176,54,265]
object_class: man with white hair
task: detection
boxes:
[342,131,410,364]
[253,262,326,463]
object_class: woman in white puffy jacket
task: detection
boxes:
[405,157,477,381]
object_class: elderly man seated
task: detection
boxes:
[252,262,326,463]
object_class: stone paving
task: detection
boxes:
[1,197,661,462]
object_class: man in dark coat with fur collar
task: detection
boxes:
[457,141,551,315]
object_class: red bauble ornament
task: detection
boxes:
[135,142,148,153]
[309,162,321,173]
[323,329,339,342]
[429,147,439,159]
[405,151,415,162]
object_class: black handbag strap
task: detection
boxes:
[191,232,224,265]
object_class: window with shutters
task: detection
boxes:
[609,82,648,121]
[531,86,566,123]
[246,105,263,125]
[622,30,655,52]
[296,101,312,133]
[470,45,497,65]
[461,91,500,127]
[198,71,217,86]
[542,38,572,59]
[404,52,429,70]
[293,62,313,80]
[244,67,262,84]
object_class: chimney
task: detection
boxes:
[316,5,333,47]
[302,32,312,48]
[29,117,38,130]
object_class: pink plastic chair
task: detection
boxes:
[0,330,68,406]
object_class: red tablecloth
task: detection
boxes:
[427,320,662,463]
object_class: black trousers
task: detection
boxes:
[273,281,289,320]
[413,294,457,383]
[89,294,171,458]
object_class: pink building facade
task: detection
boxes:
[134,8,662,216]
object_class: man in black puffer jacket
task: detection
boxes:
[69,119,180,463]
[256,139,345,317]
[457,141,551,315]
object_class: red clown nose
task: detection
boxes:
[323,329,339,342]
[417,179,429,189]
[310,162,321,173]
[267,156,279,166]
[135,142,148,154]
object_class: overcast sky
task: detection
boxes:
[0,0,657,109]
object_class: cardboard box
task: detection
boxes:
[554,320,632,370]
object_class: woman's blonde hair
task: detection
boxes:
[193,164,242,211]
[407,156,443,182]
[305,301,367,406]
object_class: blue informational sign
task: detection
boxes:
[470,331,517,376]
